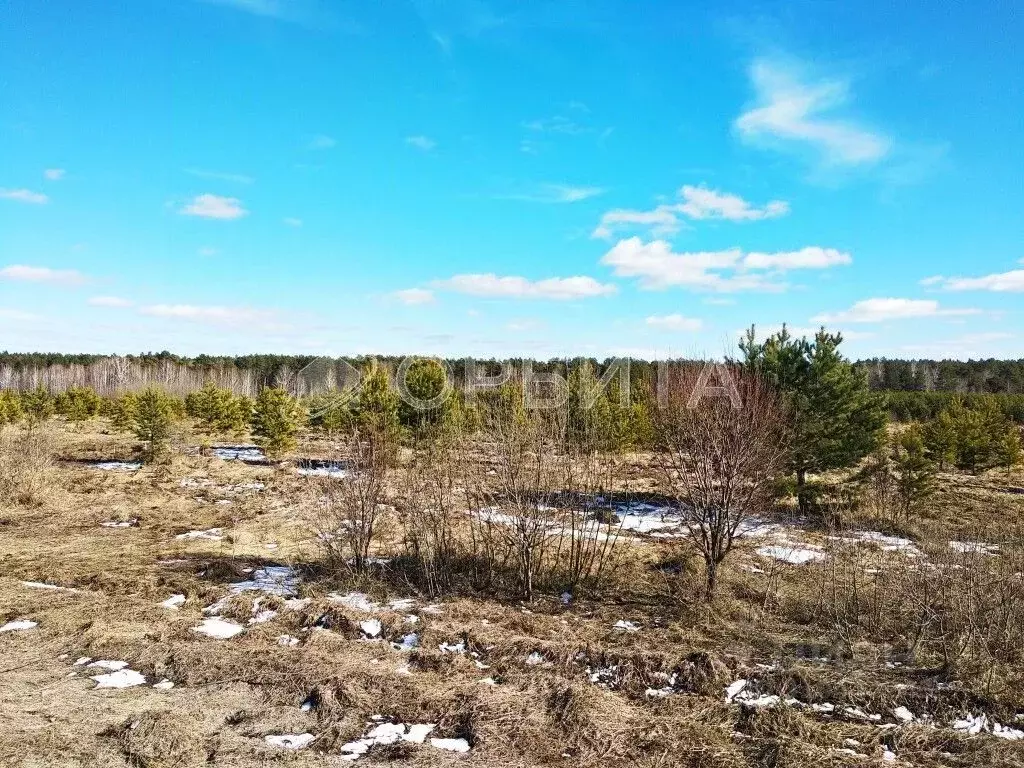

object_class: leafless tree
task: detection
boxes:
[655,363,789,601]
[310,428,391,574]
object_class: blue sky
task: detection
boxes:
[1,0,1022,360]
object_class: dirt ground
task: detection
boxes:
[2,424,1023,768]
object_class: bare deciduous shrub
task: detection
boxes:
[395,424,464,595]
[655,364,789,600]
[311,428,391,574]
[0,425,58,505]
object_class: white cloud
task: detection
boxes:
[593,184,788,238]
[89,296,134,308]
[592,205,681,239]
[433,274,617,300]
[742,247,851,270]
[678,185,789,221]
[307,134,337,150]
[812,298,982,324]
[503,184,605,204]
[283,217,303,227]
[0,264,86,285]
[601,238,848,292]
[735,59,891,166]
[201,0,284,17]
[645,314,703,332]
[523,115,586,135]
[180,194,248,220]
[43,169,66,181]
[185,168,253,184]
[405,135,437,151]
[0,308,39,322]
[139,304,280,328]
[0,188,49,204]
[927,270,1024,293]
[392,288,435,305]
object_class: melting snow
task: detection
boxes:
[431,738,470,752]
[192,617,244,639]
[893,706,914,723]
[88,660,128,671]
[725,679,747,703]
[175,528,224,541]
[210,445,265,462]
[21,581,78,592]
[160,594,186,609]
[328,592,376,612]
[393,633,418,651]
[613,620,640,632]
[297,464,349,479]
[359,619,382,638]
[340,722,438,759]
[265,733,315,750]
[278,634,300,647]
[89,461,142,471]
[153,679,174,690]
[92,668,146,689]
[0,619,37,633]
[950,541,999,555]
[100,519,138,528]
[756,545,826,565]
[228,566,300,597]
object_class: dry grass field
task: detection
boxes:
[2,421,1023,768]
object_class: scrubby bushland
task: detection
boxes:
[130,388,179,462]
[922,396,1022,472]
[0,424,58,505]
[54,385,102,427]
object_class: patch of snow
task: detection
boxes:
[0,619,37,633]
[100,518,138,528]
[525,651,545,665]
[725,679,747,703]
[612,620,640,632]
[160,594,186,610]
[328,592,376,612]
[277,634,300,647]
[297,464,349,479]
[359,619,382,638]
[284,598,310,611]
[560,592,572,605]
[153,679,174,690]
[388,597,416,611]
[430,738,470,753]
[88,660,128,671]
[228,566,300,597]
[893,706,914,723]
[265,733,315,750]
[439,641,465,654]
[73,657,91,666]
[21,581,78,592]
[175,528,224,541]
[210,445,265,462]
[882,750,897,762]
[837,530,923,558]
[90,461,142,471]
[756,545,826,565]
[405,724,435,744]
[993,723,1024,741]
[393,633,418,651]
[950,541,999,555]
[480,677,497,685]
[192,617,244,639]
[249,609,277,624]
[92,669,146,689]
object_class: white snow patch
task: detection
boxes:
[893,706,914,723]
[160,594,186,609]
[265,733,315,750]
[90,461,142,471]
[297,464,349,479]
[0,619,37,633]
[430,738,470,753]
[210,445,265,462]
[21,581,78,592]
[229,566,300,597]
[100,518,138,528]
[328,592,376,612]
[175,527,224,541]
[153,679,174,690]
[612,620,640,632]
[756,545,826,565]
[359,619,382,638]
[725,679,747,703]
[88,660,128,671]
[950,541,999,555]
[277,634,300,647]
[192,617,244,639]
[92,669,146,689]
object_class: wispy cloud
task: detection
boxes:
[43,169,66,181]
[199,0,286,18]
[139,303,282,328]
[735,59,891,166]
[179,194,248,220]
[0,264,86,285]
[593,184,788,239]
[0,308,40,322]
[500,183,605,204]
[0,188,49,204]
[405,135,437,151]
[185,168,254,184]
[307,134,337,150]
[392,288,435,305]
[432,274,617,300]
[812,298,981,323]
[601,238,849,292]
[89,296,134,308]
[924,269,1024,293]
[646,314,703,332]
